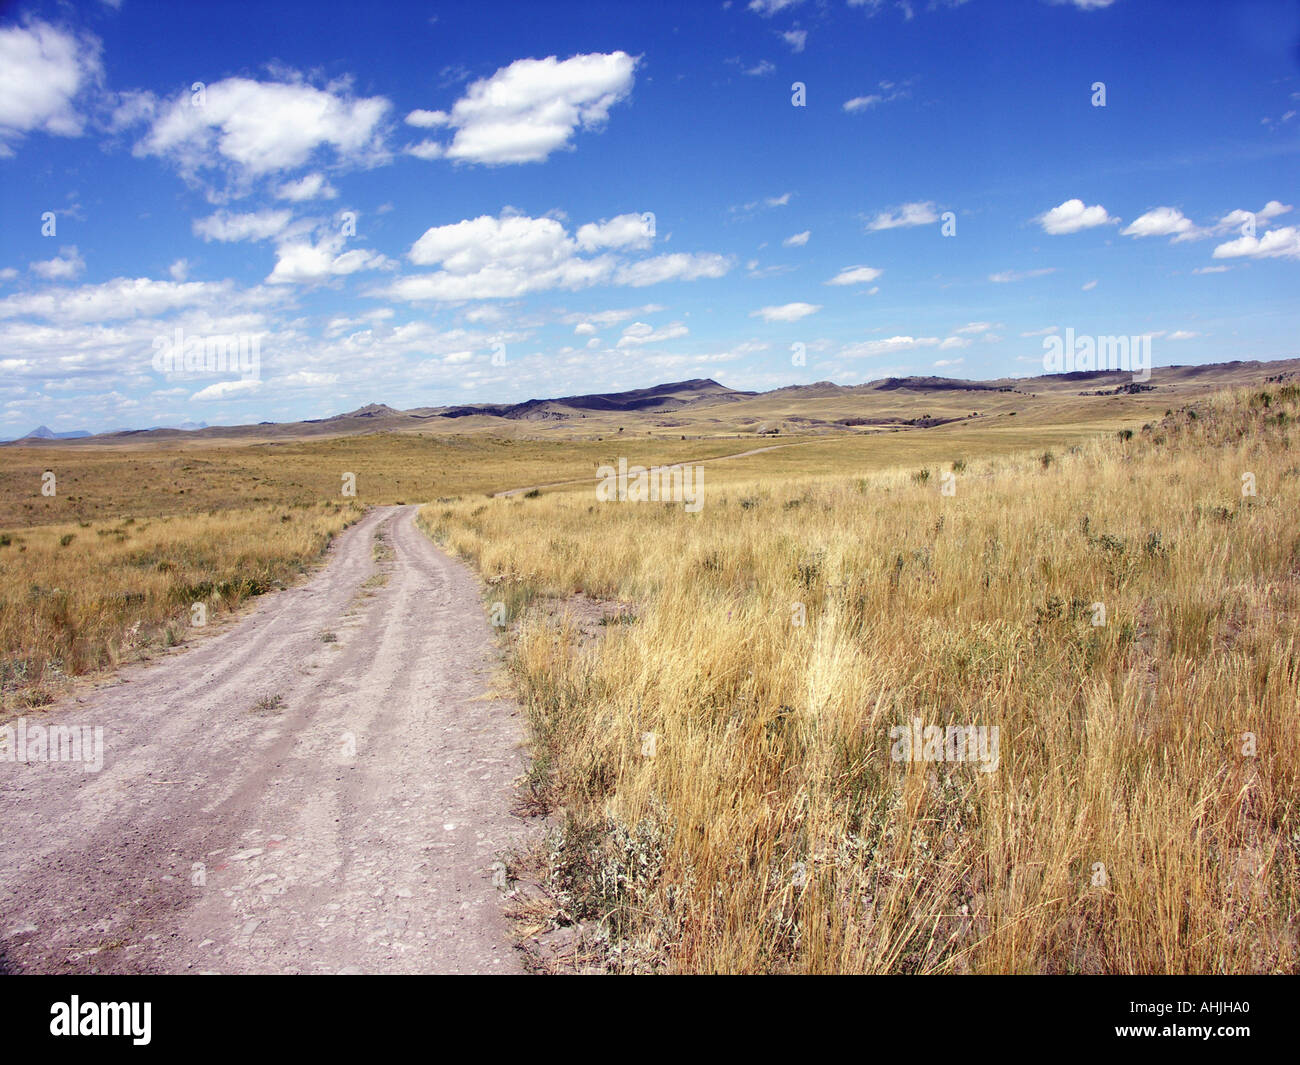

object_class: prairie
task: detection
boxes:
[421,385,1300,973]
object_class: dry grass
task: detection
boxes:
[421,386,1300,973]
[0,502,362,715]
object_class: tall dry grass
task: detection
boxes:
[0,502,361,714]
[421,386,1300,973]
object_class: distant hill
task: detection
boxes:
[5,359,1297,447]
[10,425,92,441]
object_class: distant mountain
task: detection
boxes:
[14,425,92,441]
[6,360,1297,446]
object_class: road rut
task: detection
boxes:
[0,505,527,974]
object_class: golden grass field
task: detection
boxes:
[423,385,1300,973]
[2,372,1297,973]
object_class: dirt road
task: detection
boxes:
[0,505,528,974]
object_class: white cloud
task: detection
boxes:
[191,378,262,402]
[31,245,85,281]
[268,229,391,284]
[938,336,970,349]
[1122,206,1202,242]
[406,139,444,160]
[387,212,726,302]
[1081,279,1098,291]
[128,75,389,189]
[427,52,638,165]
[615,252,731,287]
[1048,0,1116,9]
[1212,226,1300,260]
[840,335,938,358]
[0,21,102,152]
[405,109,449,128]
[827,264,883,285]
[934,357,964,368]
[989,267,1056,283]
[576,213,655,252]
[843,95,884,112]
[1036,198,1114,235]
[1020,326,1058,337]
[0,276,278,323]
[866,201,938,231]
[750,302,820,322]
[276,172,338,202]
[1214,200,1293,235]
[1167,330,1200,340]
[193,209,293,243]
[783,230,810,247]
[782,30,808,52]
[748,0,804,15]
[745,60,776,77]
[168,259,190,282]
[564,304,664,332]
[616,321,689,347]
[953,321,996,335]
[1193,265,1229,274]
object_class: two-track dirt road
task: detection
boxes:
[0,505,528,974]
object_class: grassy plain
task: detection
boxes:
[422,385,1300,973]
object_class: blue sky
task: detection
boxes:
[1,0,1298,434]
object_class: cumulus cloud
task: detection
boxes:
[615,252,730,287]
[0,21,102,153]
[576,213,655,252]
[411,52,639,165]
[126,75,390,191]
[193,209,293,242]
[1212,226,1300,260]
[827,264,883,285]
[384,211,728,302]
[866,201,938,231]
[276,172,337,201]
[1122,206,1202,242]
[30,245,85,281]
[405,109,449,128]
[615,321,689,347]
[750,302,820,322]
[783,230,810,247]
[0,276,275,323]
[1036,198,1114,234]
[268,217,392,285]
[782,30,808,52]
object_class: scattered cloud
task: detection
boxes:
[276,172,337,201]
[0,21,103,154]
[125,74,390,192]
[750,301,820,322]
[866,201,938,231]
[783,230,810,247]
[193,209,293,242]
[412,52,639,165]
[989,267,1056,282]
[839,335,938,358]
[826,264,883,285]
[1212,226,1300,261]
[1122,206,1202,242]
[1036,198,1115,235]
[30,245,85,281]
[616,320,689,346]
